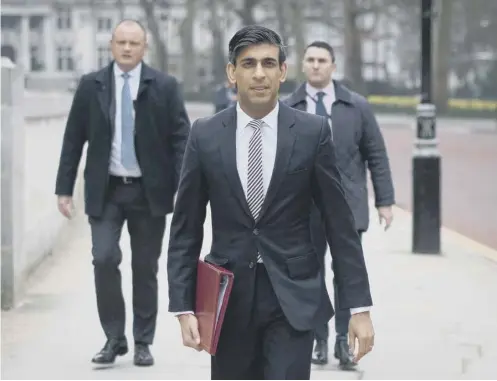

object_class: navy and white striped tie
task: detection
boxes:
[247,119,264,263]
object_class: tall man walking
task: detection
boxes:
[55,19,190,366]
[285,41,395,369]
[167,26,374,379]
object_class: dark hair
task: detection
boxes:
[228,25,286,65]
[304,41,335,63]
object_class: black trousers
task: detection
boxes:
[88,177,166,345]
[314,230,363,342]
[212,264,314,380]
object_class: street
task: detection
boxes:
[2,104,497,380]
[380,124,497,250]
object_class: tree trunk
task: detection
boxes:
[433,0,451,113]
[179,0,197,92]
[208,0,227,85]
[343,0,365,94]
[289,0,306,83]
[116,0,125,20]
[139,0,168,72]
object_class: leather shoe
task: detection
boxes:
[334,335,356,370]
[134,343,154,366]
[311,339,328,365]
[91,338,128,364]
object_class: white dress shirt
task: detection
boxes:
[236,102,278,197]
[175,101,369,316]
[305,82,335,117]
[109,62,142,177]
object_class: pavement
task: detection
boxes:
[2,101,496,379]
[2,200,497,380]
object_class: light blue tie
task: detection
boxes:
[121,72,138,169]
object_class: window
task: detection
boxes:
[56,8,72,29]
[97,46,112,68]
[30,46,44,71]
[97,17,113,32]
[56,46,74,71]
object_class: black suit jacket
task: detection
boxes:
[55,61,190,217]
[167,102,372,331]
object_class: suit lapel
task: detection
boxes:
[257,103,296,222]
[95,63,113,131]
[137,62,154,100]
[220,107,253,220]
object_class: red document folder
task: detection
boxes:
[195,259,234,355]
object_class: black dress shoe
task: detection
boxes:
[91,338,128,364]
[134,343,154,366]
[311,339,328,365]
[334,336,356,370]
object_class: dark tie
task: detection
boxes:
[315,91,328,118]
[121,72,138,169]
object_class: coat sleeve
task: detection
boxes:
[55,75,90,196]
[167,120,208,312]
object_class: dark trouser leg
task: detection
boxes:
[117,181,166,345]
[212,265,314,380]
[126,210,165,345]
[257,266,314,380]
[89,199,126,340]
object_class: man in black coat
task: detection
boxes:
[54,19,190,366]
[284,41,395,369]
[167,26,374,380]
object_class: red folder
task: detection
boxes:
[195,259,234,355]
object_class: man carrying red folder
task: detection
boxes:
[167,25,374,380]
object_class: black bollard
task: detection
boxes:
[412,0,441,254]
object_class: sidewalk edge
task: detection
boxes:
[390,205,497,264]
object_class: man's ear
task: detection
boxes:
[226,63,236,87]
[279,62,288,83]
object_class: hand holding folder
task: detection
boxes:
[195,259,234,355]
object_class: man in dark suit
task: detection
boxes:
[167,26,374,380]
[55,19,190,366]
[284,41,395,369]
[214,80,237,113]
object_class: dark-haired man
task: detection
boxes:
[284,41,395,369]
[55,19,190,366]
[167,26,374,379]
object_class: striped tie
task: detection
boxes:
[247,119,264,263]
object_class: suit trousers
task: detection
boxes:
[89,177,165,344]
[211,264,314,380]
[314,229,363,342]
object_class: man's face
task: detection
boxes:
[227,44,287,111]
[302,46,335,88]
[110,22,147,71]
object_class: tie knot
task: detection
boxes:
[248,119,263,130]
[316,91,325,100]
[122,72,130,80]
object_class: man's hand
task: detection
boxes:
[178,314,203,351]
[348,311,374,363]
[377,205,393,231]
[57,195,74,219]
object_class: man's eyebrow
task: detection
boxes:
[240,57,278,63]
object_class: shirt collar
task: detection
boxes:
[306,81,335,99]
[237,102,279,130]
[113,61,142,79]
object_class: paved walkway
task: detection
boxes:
[2,201,497,380]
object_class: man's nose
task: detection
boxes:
[253,63,266,79]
